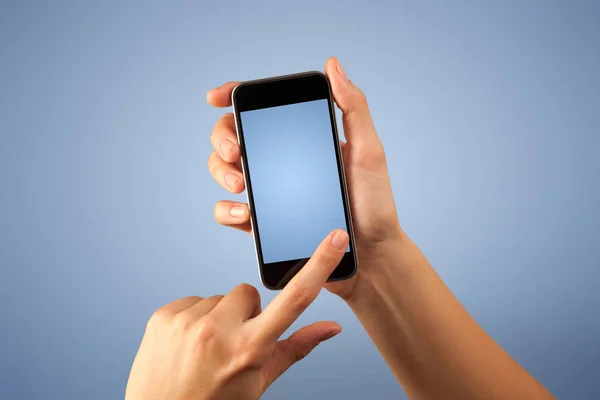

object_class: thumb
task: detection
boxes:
[325,57,381,151]
[261,321,341,387]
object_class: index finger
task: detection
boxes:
[249,229,350,342]
[206,81,241,108]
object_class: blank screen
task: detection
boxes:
[240,99,349,264]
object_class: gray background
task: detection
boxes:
[1,1,599,399]
[241,100,348,263]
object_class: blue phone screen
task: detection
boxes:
[240,99,349,264]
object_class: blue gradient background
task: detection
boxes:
[241,100,348,263]
[0,1,599,399]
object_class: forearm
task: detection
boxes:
[347,232,554,400]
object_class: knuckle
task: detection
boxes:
[213,294,225,302]
[236,283,259,300]
[147,307,174,328]
[213,113,234,136]
[287,283,312,313]
[319,253,336,269]
[185,295,203,303]
[173,313,194,332]
[196,316,218,342]
[223,112,234,123]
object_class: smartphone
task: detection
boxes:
[231,71,358,290]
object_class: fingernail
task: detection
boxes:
[230,206,246,218]
[219,139,234,157]
[320,329,341,343]
[336,58,348,82]
[331,230,349,250]
[224,173,239,189]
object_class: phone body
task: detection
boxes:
[231,71,358,290]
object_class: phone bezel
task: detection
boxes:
[231,71,358,290]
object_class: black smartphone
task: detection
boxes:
[231,71,358,290]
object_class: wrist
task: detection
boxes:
[345,229,432,311]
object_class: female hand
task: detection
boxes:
[207,57,402,301]
[205,58,556,400]
[125,229,349,400]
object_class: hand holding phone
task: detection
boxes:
[125,230,348,400]
[206,59,557,400]
[208,58,403,299]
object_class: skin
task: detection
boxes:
[125,229,350,400]
[126,57,556,399]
